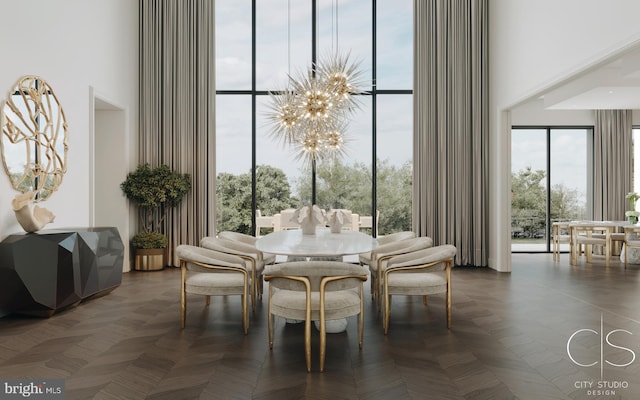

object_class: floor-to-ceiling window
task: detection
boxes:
[215,0,413,236]
[511,127,592,252]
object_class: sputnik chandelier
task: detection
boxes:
[267,52,367,165]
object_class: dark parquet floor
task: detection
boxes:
[1,253,639,399]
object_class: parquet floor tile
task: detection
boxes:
[0,253,639,399]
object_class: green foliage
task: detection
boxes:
[216,165,296,234]
[121,164,192,246]
[511,167,546,237]
[120,164,191,209]
[375,160,413,233]
[132,231,168,249]
[294,158,412,234]
[511,166,585,238]
[216,160,413,236]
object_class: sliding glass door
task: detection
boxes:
[511,127,592,252]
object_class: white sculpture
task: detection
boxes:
[12,191,55,232]
[327,209,351,233]
[292,204,326,235]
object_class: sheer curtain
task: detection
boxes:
[593,110,633,220]
[412,0,489,266]
[139,0,216,266]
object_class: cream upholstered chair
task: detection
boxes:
[176,245,250,334]
[200,235,271,312]
[376,230,416,246]
[218,230,276,265]
[263,261,367,372]
[358,230,415,276]
[381,244,457,335]
[360,236,433,311]
[623,225,640,269]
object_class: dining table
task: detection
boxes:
[567,220,631,265]
[255,227,377,261]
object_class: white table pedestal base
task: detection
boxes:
[285,318,349,333]
[313,319,348,333]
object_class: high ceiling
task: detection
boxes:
[540,43,640,110]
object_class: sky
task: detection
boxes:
[511,128,590,201]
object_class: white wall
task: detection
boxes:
[490,0,640,271]
[0,0,137,262]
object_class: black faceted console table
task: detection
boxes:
[0,227,124,317]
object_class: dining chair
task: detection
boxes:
[572,224,612,266]
[358,210,380,233]
[360,235,433,311]
[255,210,275,237]
[176,244,250,333]
[623,225,640,268]
[218,230,276,265]
[200,236,271,312]
[551,221,571,261]
[381,244,457,334]
[358,230,415,273]
[263,261,367,372]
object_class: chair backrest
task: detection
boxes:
[358,210,380,232]
[219,230,257,246]
[372,236,432,260]
[176,244,247,273]
[376,230,415,245]
[386,244,457,272]
[264,261,367,292]
[279,208,300,230]
[200,236,262,261]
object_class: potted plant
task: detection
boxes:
[121,163,191,270]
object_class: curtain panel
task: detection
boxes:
[593,110,633,220]
[139,0,216,266]
[413,0,489,266]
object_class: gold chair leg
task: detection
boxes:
[446,261,452,329]
[251,266,256,314]
[383,278,391,335]
[319,316,326,373]
[370,275,376,301]
[268,287,274,349]
[181,293,186,329]
[242,281,248,335]
[304,317,311,373]
[304,287,312,373]
[205,295,210,305]
[181,262,187,329]
[377,269,383,314]
[359,286,364,349]
[625,243,628,269]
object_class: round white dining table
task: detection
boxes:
[255,227,377,258]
